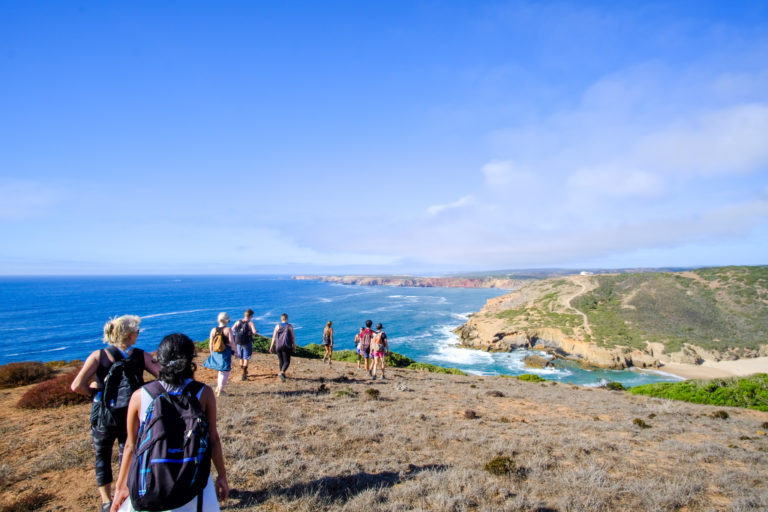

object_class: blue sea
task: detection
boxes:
[0,276,680,387]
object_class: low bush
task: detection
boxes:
[604,381,626,391]
[486,390,504,397]
[408,362,466,375]
[484,455,514,475]
[0,492,55,512]
[629,374,768,411]
[16,370,90,409]
[633,418,651,429]
[516,374,546,383]
[463,409,478,419]
[365,388,380,400]
[0,361,54,389]
[712,410,730,420]
[334,387,355,398]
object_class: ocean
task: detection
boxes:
[0,276,680,387]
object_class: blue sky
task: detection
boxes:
[1,1,767,274]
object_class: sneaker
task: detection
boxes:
[372,374,377,380]
[100,501,112,512]
[381,374,386,380]
[279,373,286,382]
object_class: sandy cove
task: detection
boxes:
[653,356,768,380]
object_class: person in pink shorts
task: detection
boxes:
[370,323,388,380]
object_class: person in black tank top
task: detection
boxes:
[71,315,160,512]
[321,320,334,365]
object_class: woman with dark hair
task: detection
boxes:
[71,315,160,512]
[110,333,229,512]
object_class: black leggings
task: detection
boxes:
[277,347,292,373]
[91,427,127,487]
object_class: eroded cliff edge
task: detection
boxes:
[455,267,768,370]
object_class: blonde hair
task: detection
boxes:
[218,312,230,325]
[103,315,141,348]
[324,321,332,336]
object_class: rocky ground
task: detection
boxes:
[2,353,768,511]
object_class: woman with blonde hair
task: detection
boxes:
[321,321,334,365]
[71,315,160,512]
[202,312,236,396]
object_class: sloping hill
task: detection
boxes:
[2,354,768,511]
[456,266,768,369]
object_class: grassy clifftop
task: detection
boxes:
[476,266,767,365]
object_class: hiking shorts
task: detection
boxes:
[372,350,385,359]
[360,346,371,359]
[236,344,253,360]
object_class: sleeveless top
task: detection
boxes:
[95,346,145,389]
[139,378,204,422]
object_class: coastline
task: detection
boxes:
[652,356,768,380]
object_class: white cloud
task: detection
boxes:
[426,195,475,216]
[568,166,665,198]
[636,103,768,176]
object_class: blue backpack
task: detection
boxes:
[128,380,211,511]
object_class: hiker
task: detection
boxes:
[110,333,229,512]
[202,312,236,397]
[370,322,389,380]
[321,320,334,365]
[359,320,375,375]
[232,309,258,381]
[70,315,160,512]
[269,313,295,381]
[355,327,364,369]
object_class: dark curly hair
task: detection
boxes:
[156,333,196,387]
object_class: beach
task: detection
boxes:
[656,356,768,380]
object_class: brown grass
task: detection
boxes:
[1,353,768,511]
[0,361,54,389]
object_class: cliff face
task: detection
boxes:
[455,269,768,370]
[292,275,518,289]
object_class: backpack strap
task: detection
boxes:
[104,345,125,363]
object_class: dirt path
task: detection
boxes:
[563,276,595,337]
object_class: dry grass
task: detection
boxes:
[2,353,768,511]
[0,361,54,389]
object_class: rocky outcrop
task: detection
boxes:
[292,275,518,289]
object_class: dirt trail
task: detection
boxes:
[563,276,595,337]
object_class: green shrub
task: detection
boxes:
[334,387,355,398]
[16,370,90,409]
[0,362,54,389]
[484,455,514,475]
[365,388,380,400]
[629,374,768,411]
[604,381,626,391]
[407,362,466,375]
[633,418,651,429]
[712,410,730,420]
[0,492,55,512]
[516,374,546,382]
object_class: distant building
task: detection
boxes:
[579,271,594,276]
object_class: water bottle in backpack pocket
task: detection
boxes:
[128,380,211,511]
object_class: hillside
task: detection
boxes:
[456,266,768,370]
[1,354,768,511]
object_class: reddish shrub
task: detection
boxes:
[16,370,90,409]
[0,492,55,512]
[0,361,54,389]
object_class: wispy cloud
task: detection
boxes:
[427,195,475,216]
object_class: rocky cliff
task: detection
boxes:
[292,275,518,289]
[455,267,768,370]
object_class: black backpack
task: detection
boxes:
[233,320,253,346]
[128,380,211,512]
[92,346,145,433]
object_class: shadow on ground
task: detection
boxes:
[228,464,448,508]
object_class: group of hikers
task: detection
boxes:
[70,310,390,512]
